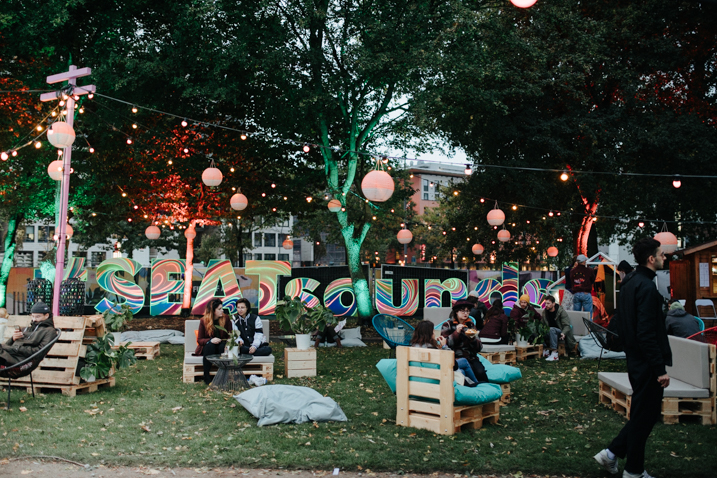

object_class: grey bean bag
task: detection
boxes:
[120,329,185,345]
[578,333,626,360]
[234,385,347,426]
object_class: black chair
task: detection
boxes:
[372,314,415,358]
[582,318,618,375]
[0,328,62,409]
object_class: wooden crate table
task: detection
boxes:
[284,347,316,378]
[516,344,544,361]
[112,341,160,360]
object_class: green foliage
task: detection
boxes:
[79,334,136,382]
[102,304,134,333]
[275,296,335,335]
[519,319,550,347]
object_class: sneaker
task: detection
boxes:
[546,351,559,362]
[594,449,618,475]
[542,348,551,357]
[623,472,655,478]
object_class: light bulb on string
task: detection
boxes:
[230,167,235,172]
[11,150,17,157]
[306,196,313,203]
[88,93,94,99]
[132,124,138,129]
[638,221,645,228]
[271,183,276,188]
[548,211,554,217]
[36,125,43,132]
[122,192,127,197]
[183,148,189,154]
[560,171,569,181]
[241,134,247,140]
[132,106,138,113]
[1,152,7,161]
[133,205,139,210]
[168,159,173,165]
[79,107,84,113]
[59,100,65,107]
[464,164,472,175]
[51,111,57,117]
[672,177,681,188]
[303,144,310,153]
[181,119,188,127]
[126,138,133,144]
[34,141,42,149]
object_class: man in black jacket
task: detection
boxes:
[593,238,672,478]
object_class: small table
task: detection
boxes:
[205,354,254,392]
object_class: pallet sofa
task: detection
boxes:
[598,335,716,425]
[183,319,274,383]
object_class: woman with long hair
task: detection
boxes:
[479,298,510,344]
[194,298,232,384]
[441,300,488,383]
[410,320,479,387]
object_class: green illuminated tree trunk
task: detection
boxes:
[0,213,22,308]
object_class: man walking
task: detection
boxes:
[593,238,672,478]
[570,254,596,315]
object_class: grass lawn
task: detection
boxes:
[1,341,715,477]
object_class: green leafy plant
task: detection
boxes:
[80,334,137,382]
[519,319,550,346]
[275,296,335,335]
[103,303,134,332]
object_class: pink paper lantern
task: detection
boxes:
[230,193,248,211]
[282,238,294,250]
[471,244,484,255]
[65,224,74,239]
[397,229,413,245]
[202,167,223,186]
[547,246,559,257]
[145,225,161,240]
[184,227,197,240]
[328,199,342,212]
[654,231,678,254]
[47,121,75,149]
[47,160,63,181]
[361,170,394,202]
[511,0,537,8]
[487,207,505,226]
[498,229,511,242]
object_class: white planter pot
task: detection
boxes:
[228,346,239,359]
[515,333,529,347]
[295,333,312,350]
[112,331,123,345]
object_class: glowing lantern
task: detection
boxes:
[282,238,294,250]
[654,224,678,254]
[498,229,511,242]
[47,160,63,181]
[230,191,248,210]
[184,227,197,240]
[145,225,161,240]
[487,202,505,226]
[47,121,75,149]
[202,162,223,187]
[328,199,342,212]
[65,224,74,239]
[547,246,559,257]
[510,0,537,8]
[361,170,394,202]
[471,244,484,255]
[397,229,413,245]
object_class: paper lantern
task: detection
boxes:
[184,227,197,240]
[145,225,161,240]
[654,231,678,254]
[547,246,559,257]
[498,229,511,242]
[47,121,75,149]
[510,0,537,7]
[487,205,505,226]
[230,192,248,210]
[327,199,342,212]
[397,229,413,245]
[202,167,223,186]
[47,160,64,181]
[282,238,294,250]
[471,244,484,255]
[65,224,74,239]
[361,170,394,202]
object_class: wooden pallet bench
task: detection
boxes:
[499,383,511,405]
[8,376,116,398]
[112,341,160,360]
[82,314,107,345]
[516,344,544,361]
[480,350,517,365]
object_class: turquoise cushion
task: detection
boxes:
[477,355,522,384]
[375,359,502,406]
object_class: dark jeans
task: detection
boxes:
[608,357,664,474]
[239,345,272,356]
[202,341,226,384]
[463,355,489,383]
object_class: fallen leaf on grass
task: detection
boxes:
[141,425,151,432]
[0,458,9,465]
[19,407,27,412]
[365,389,373,393]
[171,406,183,413]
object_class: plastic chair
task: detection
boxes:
[695,316,705,332]
[372,314,414,357]
[582,318,618,375]
[0,328,61,409]
[695,299,717,320]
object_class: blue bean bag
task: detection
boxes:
[476,355,523,384]
[375,359,502,406]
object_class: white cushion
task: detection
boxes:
[598,372,709,399]
[481,344,515,353]
[340,327,362,340]
[566,311,590,336]
[185,318,271,353]
[666,335,710,389]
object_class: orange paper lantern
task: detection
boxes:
[47,160,64,181]
[47,121,76,149]
[328,199,342,212]
[202,167,223,186]
[230,192,248,210]
[547,246,559,257]
[184,227,197,240]
[497,229,511,242]
[487,203,505,226]
[471,244,484,255]
[510,0,537,8]
[282,238,294,250]
[654,231,678,254]
[397,229,413,245]
[361,170,394,202]
[145,225,161,240]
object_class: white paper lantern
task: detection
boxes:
[471,244,484,255]
[498,229,511,242]
[184,227,197,240]
[65,224,74,239]
[47,121,75,149]
[145,225,161,240]
[547,246,559,257]
[487,206,505,226]
[654,231,678,254]
[202,167,223,186]
[361,170,394,202]
[511,0,537,7]
[328,199,342,212]
[230,192,248,210]
[282,238,294,250]
[47,160,64,181]
[397,229,413,245]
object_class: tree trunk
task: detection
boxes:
[0,213,23,308]
[341,225,374,323]
[183,222,196,309]
[575,200,599,256]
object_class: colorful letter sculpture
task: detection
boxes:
[284,278,321,308]
[150,259,186,316]
[424,278,468,308]
[323,278,357,317]
[375,278,419,316]
[245,260,292,315]
[191,260,244,315]
[94,258,145,314]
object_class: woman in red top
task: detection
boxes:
[479,298,510,344]
[194,298,232,384]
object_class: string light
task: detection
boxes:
[638,221,645,228]
[88,93,94,99]
[132,123,138,129]
[181,119,188,127]
[303,144,310,153]
[673,177,682,188]
[241,133,247,140]
[34,141,42,149]
[168,159,173,165]
[548,211,554,217]
[464,164,472,175]
[128,218,132,222]
[11,150,16,157]
[78,107,84,113]
[271,183,276,188]
[134,205,139,210]
[560,171,569,181]
[122,192,127,197]
[306,196,313,202]
[36,125,43,132]
[126,138,133,144]
[183,148,189,153]
[132,106,138,113]
[0,152,7,161]
[230,167,235,172]
[512,205,517,210]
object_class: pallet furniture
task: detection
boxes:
[284,347,317,378]
[516,344,544,361]
[112,341,160,360]
[480,344,517,365]
[183,319,274,383]
[395,346,500,435]
[598,335,716,425]
[0,315,115,397]
[499,383,511,405]
[82,314,107,344]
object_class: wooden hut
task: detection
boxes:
[670,240,717,319]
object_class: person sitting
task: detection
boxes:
[510,294,542,330]
[466,291,488,329]
[194,298,232,384]
[231,298,272,357]
[479,298,510,344]
[541,295,577,361]
[410,320,479,387]
[0,301,56,367]
[665,302,701,339]
[315,318,345,348]
[441,299,488,383]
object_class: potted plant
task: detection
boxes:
[518,319,549,347]
[275,296,335,349]
[103,304,134,345]
[80,334,137,382]
[215,326,242,361]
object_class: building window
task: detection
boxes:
[254,253,262,260]
[90,251,106,267]
[264,253,276,260]
[423,179,429,192]
[264,233,276,248]
[14,251,33,267]
[24,226,35,242]
[423,193,429,200]
[253,232,262,247]
[278,233,289,245]
[278,253,290,261]
[37,226,55,243]
[244,253,253,262]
